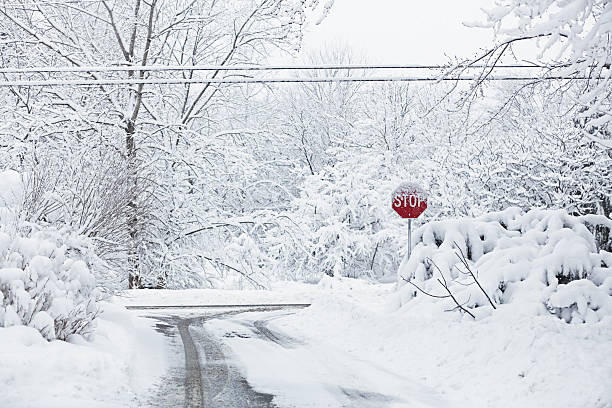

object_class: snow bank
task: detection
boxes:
[115,278,395,308]
[270,288,612,408]
[0,302,167,407]
[0,169,107,340]
[115,280,320,306]
[0,170,167,406]
[394,208,612,324]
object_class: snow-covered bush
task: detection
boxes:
[0,171,101,341]
[290,152,407,281]
[395,208,612,324]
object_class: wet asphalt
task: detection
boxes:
[135,306,303,408]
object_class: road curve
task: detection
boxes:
[138,306,307,408]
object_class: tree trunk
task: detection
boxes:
[595,195,612,252]
[126,119,141,289]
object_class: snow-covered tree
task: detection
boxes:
[464,0,611,148]
[0,0,332,288]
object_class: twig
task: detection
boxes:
[453,242,497,309]
[402,259,476,319]
[197,254,266,290]
[401,276,449,299]
[437,278,476,319]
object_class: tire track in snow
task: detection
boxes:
[141,306,302,407]
[177,318,204,407]
[252,315,303,348]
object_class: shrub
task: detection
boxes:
[395,208,612,323]
[0,171,101,341]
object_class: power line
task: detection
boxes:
[0,63,548,75]
[1,0,100,6]
[0,75,595,87]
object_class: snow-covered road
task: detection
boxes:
[203,309,449,408]
[114,280,611,408]
[131,306,299,408]
[131,304,447,408]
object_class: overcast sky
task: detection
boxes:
[296,0,496,64]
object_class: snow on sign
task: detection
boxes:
[391,182,427,219]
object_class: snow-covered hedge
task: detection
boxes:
[394,208,612,323]
[288,152,410,281]
[0,170,101,341]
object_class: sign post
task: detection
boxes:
[408,217,412,260]
[391,183,428,260]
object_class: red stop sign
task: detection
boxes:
[392,183,427,219]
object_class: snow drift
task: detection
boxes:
[394,207,612,323]
[270,279,612,408]
[0,171,167,406]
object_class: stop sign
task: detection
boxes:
[392,182,427,219]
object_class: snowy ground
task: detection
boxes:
[205,308,448,408]
[114,281,321,307]
[4,278,610,408]
[266,285,611,408]
[0,302,168,408]
[201,278,611,408]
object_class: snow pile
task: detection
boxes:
[0,302,168,407]
[0,170,102,340]
[0,171,168,405]
[264,286,612,408]
[395,208,612,323]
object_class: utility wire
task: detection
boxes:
[1,1,100,6]
[0,75,597,87]
[0,63,548,74]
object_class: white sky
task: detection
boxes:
[296,0,496,64]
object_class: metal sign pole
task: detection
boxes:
[408,219,412,260]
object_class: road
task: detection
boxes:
[129,305,306,408]
[128,305,446,408]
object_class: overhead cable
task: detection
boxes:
[0,63,548,75]
[0,75,595,87]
